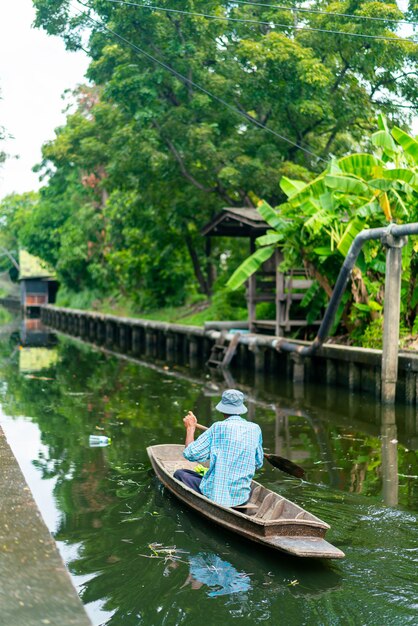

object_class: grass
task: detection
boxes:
[57,289,248,327]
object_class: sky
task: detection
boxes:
[0,0,89,200]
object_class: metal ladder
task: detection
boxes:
[206,330,241,369]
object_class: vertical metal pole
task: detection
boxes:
[381,234,406,404]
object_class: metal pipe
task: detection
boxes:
[275,222,418,356]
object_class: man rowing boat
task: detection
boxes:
[174,389,264,507]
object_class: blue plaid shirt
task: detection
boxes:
[183,415,263,507]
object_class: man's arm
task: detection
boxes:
[183,411,197,448]
[182,411,212,462]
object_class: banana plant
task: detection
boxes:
[227,117,418,341]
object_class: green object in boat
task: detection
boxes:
[194,464,209,476]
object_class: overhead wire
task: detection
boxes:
[222,0,418,28]
[98,0,418,44]
[72,2,328,162]
[104,0,418,27]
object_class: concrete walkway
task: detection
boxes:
[0,428,92,626]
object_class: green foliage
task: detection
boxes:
[0,306,12,325]
[227,245,275,290]
[0,0,408,312]
[230,119,418,339]
[359,317,384,349]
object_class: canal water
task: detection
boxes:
[0,321,417,625]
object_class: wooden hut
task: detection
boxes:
[18,250,59,315]
[202,208,319,336]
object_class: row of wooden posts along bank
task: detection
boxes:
[40,305,418,406]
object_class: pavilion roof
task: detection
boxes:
[18,250,56,280]
[201,207,268,238]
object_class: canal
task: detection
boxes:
[0,320,417,625]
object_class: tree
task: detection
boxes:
[27,0,418,309]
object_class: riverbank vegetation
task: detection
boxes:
[1,1,418,345]
[228,116,418,347]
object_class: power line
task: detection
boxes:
[105,0,418,28]
[98,0,418,44]
[226,0,418,28]
[72,3,327,162]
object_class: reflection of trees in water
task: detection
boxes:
[0,330,416,516]
[0,331,417,623]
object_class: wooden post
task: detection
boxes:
[275,250,285,336]
[326,359,337,386]
[132,327,141,355]
[405,372,416,405]
[97,320,105,344]
[381,233,406,404]
[248,236,256,332]
[189,337,199,368]
[166,333,175,360]
[105,322,114,346]
[274,406,284,456]
[89,318,96,341]
[291,353,304,384]
[348,362,361,392]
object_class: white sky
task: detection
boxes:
[0,0,89,200]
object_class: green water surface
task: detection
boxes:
[0,326,417,626]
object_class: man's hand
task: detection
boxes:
[183,411,197,430]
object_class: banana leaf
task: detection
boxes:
[337,218,367,257]
[256,232,283,246]
[280,176,306,198]
[325,174,369,195]
[392,127,418,163]
[227,245,276,290]
[377,113,389,132]
[337,153,384,179]
[368,179,398,192]
[371,130,398,158]
[286,175,327,205]
[257,200,283,230]
[304,207,336,235]
[382,168,418,189]
[390,189,409,218]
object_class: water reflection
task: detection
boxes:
[183,553,251,597]
[0,324,418,625]
[381,405,399,507]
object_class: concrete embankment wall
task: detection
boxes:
[0,296,20,312]
[41,305,418,406]
[0,426,92,626]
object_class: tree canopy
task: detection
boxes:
[4,0,418,311]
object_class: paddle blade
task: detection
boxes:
[264,454,305,478]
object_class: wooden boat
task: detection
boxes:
[147,444,345,559]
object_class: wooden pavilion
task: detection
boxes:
[201,207,318,336]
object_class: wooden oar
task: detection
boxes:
[195,423,305,479]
